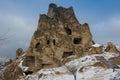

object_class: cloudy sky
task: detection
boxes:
[0,0,120,58]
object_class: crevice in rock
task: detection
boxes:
[47,40,50,45]
[35,42,40,48]
[24,71,33,75]
[64,27,72,35]
[62,51,73,58]
[73,38,82,44]
[53,39,56,45]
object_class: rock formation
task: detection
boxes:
[3,61,23,80]
[16,48,24,59]
[2,3,120,80]
[105,42,119,53]
[23,3,94,72]
[88,45,104,54]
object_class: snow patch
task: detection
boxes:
[92,43,101,47]
[18,60,29,71]
[17,46,120,80]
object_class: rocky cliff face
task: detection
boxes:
[23,3,94,71]
[2,3,120,80]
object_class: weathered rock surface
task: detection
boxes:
[88,46,104,54]
[23,3,94,71]
[109,57,120,65]
[2,3,120,80]
[16,48,24,59]
[105,42,119,53]
[3,61,23,80]
[92,61,108,68]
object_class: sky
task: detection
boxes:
[0,0,120,59]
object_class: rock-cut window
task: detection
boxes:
[47,40,50,45]
[64,27,72,35]
[35,42,40,48]
[73,38,82,44]
[62,51,73,58]
[53,39,56,45]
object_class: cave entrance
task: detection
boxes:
[24,71,33,75]
[73,38,82,44]
[47,40,50,45]
[53,39,55,45]
[26,56,35,67]
[35,42,40,48]
[42,63,53,68]
[64,27,72,35]
[62,51,73,58]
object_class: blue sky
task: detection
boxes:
[0,0,120,58]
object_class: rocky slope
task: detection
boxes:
[0,3,120,80]
[19,46,120,80]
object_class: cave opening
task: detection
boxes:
[35,42,40,48]
[73,38,82,44]
[64,27,72,35]
[62,51,73,58]
[42,63,53,68]
[47,40,50,45]
[24,71,33,75]
[53,39,55,45]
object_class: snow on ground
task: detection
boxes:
[116,45,120,52]
[18,60,29,71]
[17,53,29,72]
[102,52,119,60]
[88,52,120,60]
[39,74,74,80]
[0,57,10,65]
[18,51,120,80]
[77,66,113,80]
[92,43,101,47]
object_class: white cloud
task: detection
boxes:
[91,15,120,45]
[110,16,120,28]
[0,13,37,58]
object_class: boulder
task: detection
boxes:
[109,57,120,65]
[88,46,104,54]
[16,48,24,59]
[3,61,23,80]
[105,42,119,53]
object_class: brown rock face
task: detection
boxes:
[23,3,94,71]
[92,61,108,68]
[88,46,104,54]
[3,61,23,80]
[16,48,24,59]
[109,57,120,65]
[3,4,120,80]
[105,42,119,53]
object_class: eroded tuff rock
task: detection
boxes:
[3,61,23,80]
[88,46,104,54]
[23,3,94,71]
[3,3,120,80]
[20,4,120,72]
[16,48,24,59]
[105,42,119,53]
